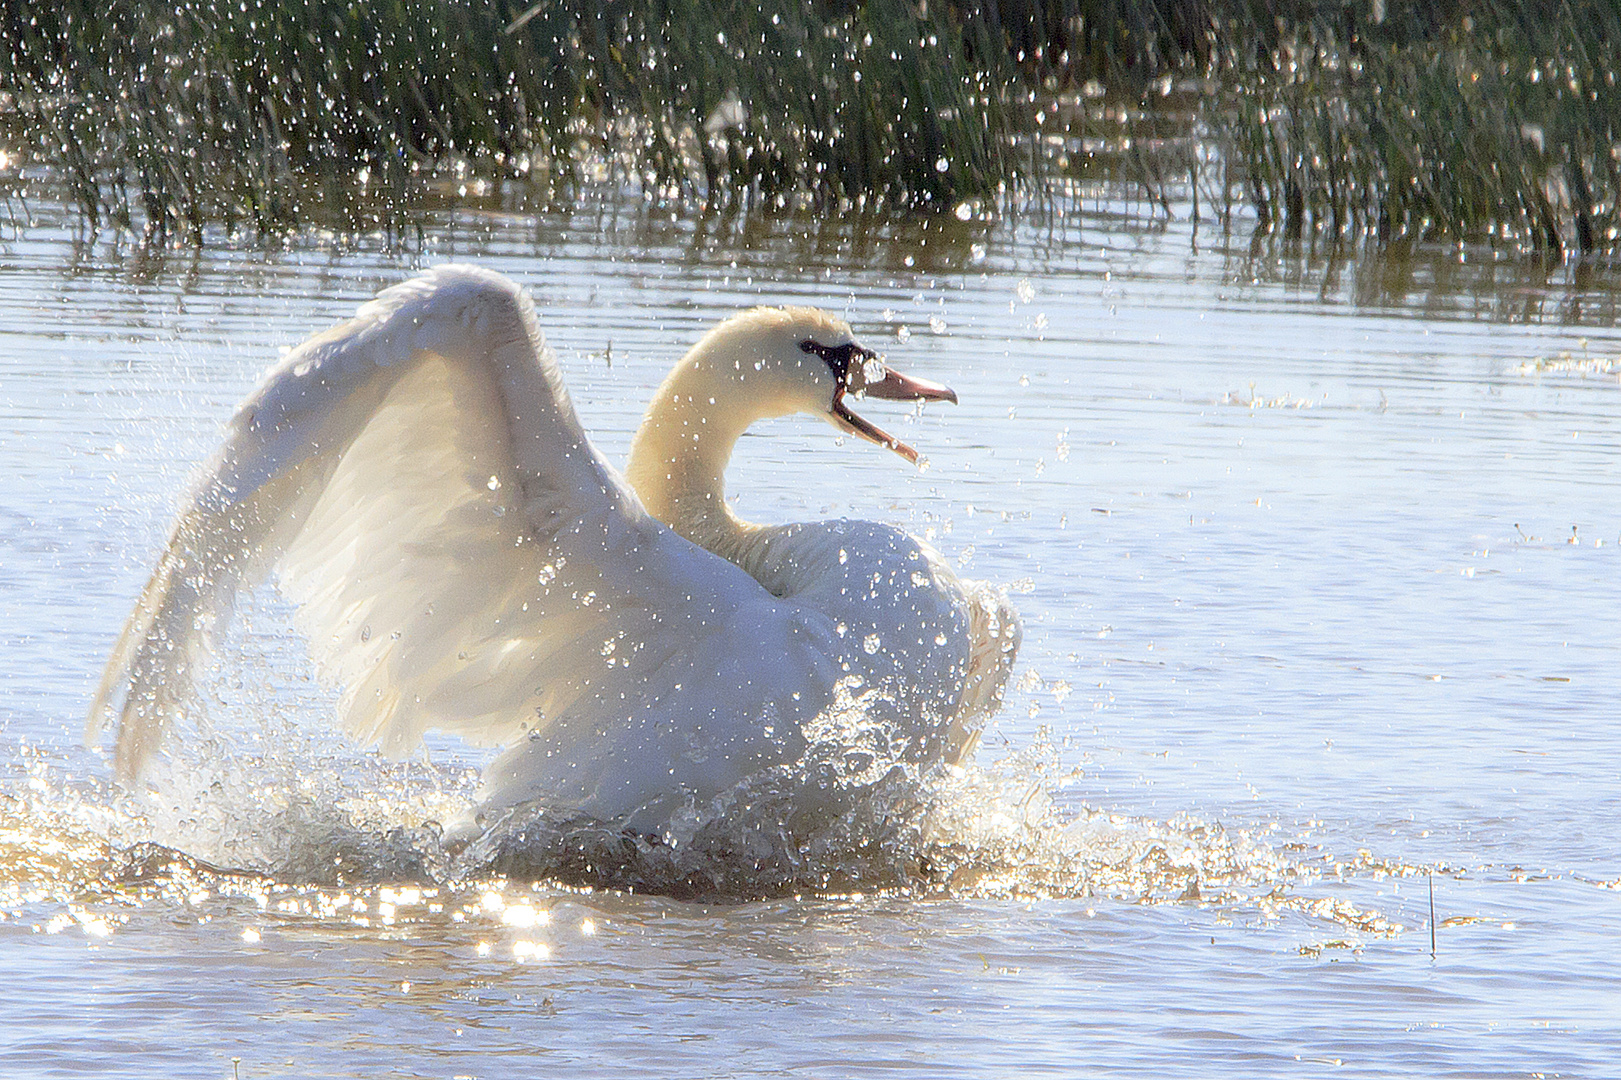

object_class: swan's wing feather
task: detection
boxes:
[88,274,448,776]
[93,266,793,787]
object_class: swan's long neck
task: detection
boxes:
[626,342,790,563]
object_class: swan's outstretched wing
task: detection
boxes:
[91,266,836,809]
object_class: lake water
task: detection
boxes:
[2,192,1618,1077]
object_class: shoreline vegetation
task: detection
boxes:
[0,0,1615,255]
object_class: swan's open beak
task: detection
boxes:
[835,363,958,465]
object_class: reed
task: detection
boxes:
[0,0,1613,254]
[0,0,1023,240]
[1210,0,1620,255]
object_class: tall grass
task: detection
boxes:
[0,0,1023,241]
[0,0,1614,254]
[1212,0,1620,255]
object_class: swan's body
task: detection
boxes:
[91,266,1020,825]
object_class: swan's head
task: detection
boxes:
[706,306,957,464]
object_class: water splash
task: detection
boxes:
[7,600,1411,932]
[3,715,1408,945]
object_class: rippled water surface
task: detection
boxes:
[3,195,1619,1078]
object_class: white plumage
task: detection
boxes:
[91,266,1020,825]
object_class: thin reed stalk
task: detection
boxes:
[0,0,1613,254]
[1209,0,1620,254]
[0,0,1025,240]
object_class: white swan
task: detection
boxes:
[90,266,1020,826]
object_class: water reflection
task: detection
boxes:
[23,191,1620,341]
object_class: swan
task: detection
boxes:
[89,266,1021,827]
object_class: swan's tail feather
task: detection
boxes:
[951,580,1024,760]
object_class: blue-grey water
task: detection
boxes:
[2,193,1619,1077]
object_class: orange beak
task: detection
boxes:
[834,362,958,464]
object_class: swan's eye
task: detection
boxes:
[799,339,876,385]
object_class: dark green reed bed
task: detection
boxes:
[0,0,1614,253]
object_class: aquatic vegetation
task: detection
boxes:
[1210,0,1621,255]
[1519,350,1621,379]
[0,0,1022,240]
[0,2,1611,245]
